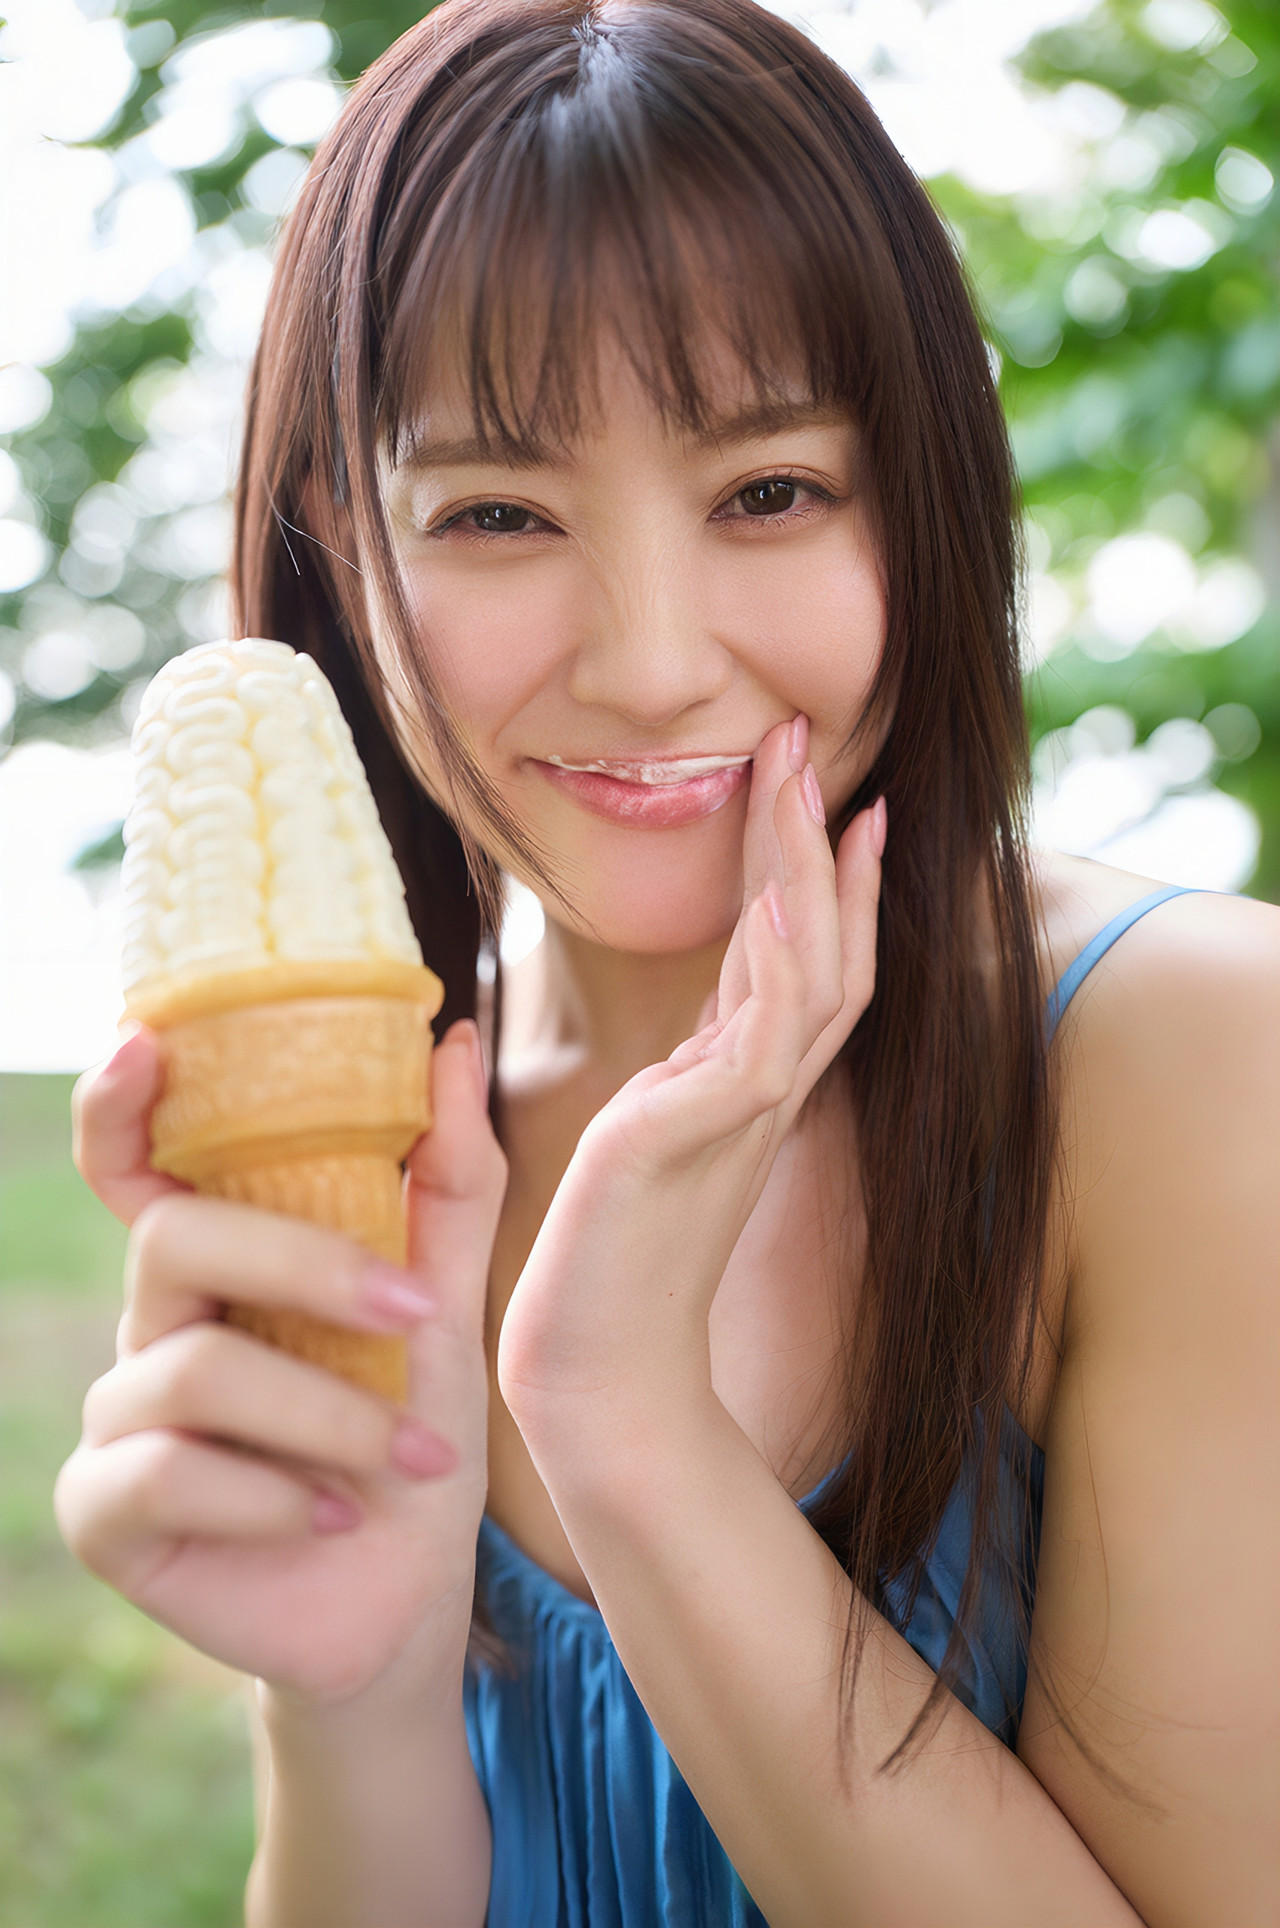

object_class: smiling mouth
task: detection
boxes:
[541,754,752,787]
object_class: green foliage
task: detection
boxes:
[931,0,1279,893]
[1,0,1275,888]
[0,1076,128,1291]
[0,1073,254,1928]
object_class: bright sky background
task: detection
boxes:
[0,0,1266,1070]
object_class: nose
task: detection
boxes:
[566,541,735,728]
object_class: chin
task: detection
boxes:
[515,807,747,956]
[547,871,741,957]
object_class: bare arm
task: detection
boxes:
[1019,887,1280,1927]
[247,1590,489,1928]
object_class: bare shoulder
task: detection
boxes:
[1034,850,1279,1267]
[1033,846,1280,1001]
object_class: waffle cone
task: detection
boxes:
[144,967,443,1403]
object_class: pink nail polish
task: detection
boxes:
[313,1492,362,1534]
[788,716,808,773]
[362,1262,436,1326]
[391,1417,457,1479]
[870,796,887,857]
[802,763,826,826]
[105,1027,147,1075]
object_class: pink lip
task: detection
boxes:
[533,760,751,828]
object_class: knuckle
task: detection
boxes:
[759,1068,794,1111]
[150,1325,218,1418]
[747,1056,794,1111]
[812,982,845,1031]
[130,1430,188,1519]
[80,1364,123,1441]
[126,1190,186,1282]
[52,1449,94,1560]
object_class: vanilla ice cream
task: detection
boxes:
[121,638,422,1009]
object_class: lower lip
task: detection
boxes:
[533,761,750,828]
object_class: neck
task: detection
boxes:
[502,914,729,1091]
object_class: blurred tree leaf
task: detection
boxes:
[0,0,435,755]
[71,824,127,871]
[931,0,1278,894]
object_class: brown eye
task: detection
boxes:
[739,479,798,517]
[470,503,537,534]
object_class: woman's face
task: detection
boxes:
[377,337,886,954]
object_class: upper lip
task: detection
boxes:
[540,753,752,786]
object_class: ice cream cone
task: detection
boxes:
[121,638,448,1404]
[141,961,444,1402]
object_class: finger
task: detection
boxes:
[793,797,885,1100]
[55,1431,326,1595]
[121,1192,435,1355]
[741,715,807,905]
[631,892,808,1159]
[718,715,808,1019]
[832,795,885,1013]
[82,1324,454,1481]
[773,762,842,992]
[73,1028,186,1227]
[404,1020,508,1348]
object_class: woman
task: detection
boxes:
[57,2,1278,1923]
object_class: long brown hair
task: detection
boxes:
[232,0,1053,1754]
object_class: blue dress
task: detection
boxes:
[464,887,1195,1926]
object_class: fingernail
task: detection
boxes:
[870,796,887,857]
[764,882,791,940]
[391,1417,457,1479]
[787,716,808,773]
[105,1027,147,1074]
[362,1262,436,1327]
[802,763,826,826]
[313,1492,362,1534]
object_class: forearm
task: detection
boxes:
[524,1392,1143,1928]
[245,1591,490,1928]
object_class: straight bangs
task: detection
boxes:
[376,16,895,477]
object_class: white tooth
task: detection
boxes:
[545,754,750,785]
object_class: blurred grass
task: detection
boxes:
[0,1074,253,1928]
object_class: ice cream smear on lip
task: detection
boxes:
[542,753,751,786]
[121,638,423,1004]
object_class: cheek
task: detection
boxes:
[714,546,886,721]
[397,562,572,736]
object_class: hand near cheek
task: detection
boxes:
[498,716,885,1420]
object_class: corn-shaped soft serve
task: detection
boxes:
[122,639,444,1400]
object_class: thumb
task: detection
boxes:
[403,1020,507,1348]
[72,1027,187,1227]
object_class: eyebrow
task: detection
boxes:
[395,401,850,473]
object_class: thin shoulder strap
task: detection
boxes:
[1045,885,1200,1042]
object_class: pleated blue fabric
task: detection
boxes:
[465,1420,1043,1928]
[464,887,1198,1925]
